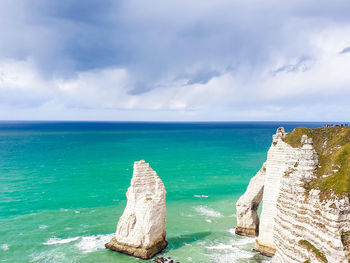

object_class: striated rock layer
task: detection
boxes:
[106,160,168,259]
[272,138,350,263]
[237,127,297,256]
[236,127,350,262]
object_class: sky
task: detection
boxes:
[0,0,350,121]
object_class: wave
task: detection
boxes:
[194,195,209,198]
[75,234,114,253]
[206,242,255,263]
[232,236,255,246]
[204,231,262,263]
[42,234,114,253]
[195,206,223,218]
[2,244,9,251]
[228,228,236,235]
[43,237,80,245]
[227,228,256,245]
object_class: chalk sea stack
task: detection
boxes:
[105,160,168,259]
[236,127,350,262]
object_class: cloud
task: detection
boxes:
[0,0,350,120]
[339,46,350,54]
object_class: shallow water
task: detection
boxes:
[0,122,324,262]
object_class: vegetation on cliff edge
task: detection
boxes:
[298,240,328,263]
[283,126,350,197]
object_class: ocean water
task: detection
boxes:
[0,122,324,263]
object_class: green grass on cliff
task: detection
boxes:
[298,240,328,263]
[283,126,350,198]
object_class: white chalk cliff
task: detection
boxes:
[272,137,350,263]
[236,162,265,237]
[106,160,168,259]
[236,127,350,262]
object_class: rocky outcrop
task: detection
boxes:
[106,160,168,259]
[235,162,265,237]
[236,127,350,262]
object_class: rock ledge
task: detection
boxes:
[106,237,168,259]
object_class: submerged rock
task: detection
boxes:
[154,256,180,263]
[105,160,168,259]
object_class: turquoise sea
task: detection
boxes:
[0,122,324,263]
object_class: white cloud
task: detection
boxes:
[0,1,350,120]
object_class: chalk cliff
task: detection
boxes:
[236,127,350,262]
[106,160,168,259]
[235,162,265,237]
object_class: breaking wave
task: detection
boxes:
[195,206,223,218]
[43,233,114,253]
[2,244,9,251]
[194,195,209,198]
[43,237,80,245]
[75,234,114,253]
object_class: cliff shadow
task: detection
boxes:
[166,231,212,250]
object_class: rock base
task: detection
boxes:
[235,226,258,237]
[254,241,276,257]
[105,237,168,259]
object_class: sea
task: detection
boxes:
[0,121,325,263]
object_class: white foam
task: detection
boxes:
[195,206,223,218]
[2,244,9,251]
[39,225,47,229]
[228,228,236,235]
[75,234,114,253]
[205,219,212,223]
[43,237,80,245]
[42,234,114,253]
[209,250,254,263]
[206,243,234,250]
[31,250,66,262]
[232,237,255,246]
[206,242,255,263]
[194,195,209,198]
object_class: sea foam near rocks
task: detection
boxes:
[43,233,114,253]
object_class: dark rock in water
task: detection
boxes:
[154,256,180,263]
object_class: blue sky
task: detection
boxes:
[0,0,350,121]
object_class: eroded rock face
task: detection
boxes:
[236,127,350,262]
[272,141,350,263]
[235,163,265,237]
[237,127,297,256]
[254,127,300,256]
[105,160,168,259]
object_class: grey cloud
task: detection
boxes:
[1,0,349,79]
[339,46,350,54]
[186,70,221,85]
[272,57,313,76]
[0,0,350,120]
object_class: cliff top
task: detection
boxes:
[283,126,350,198]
